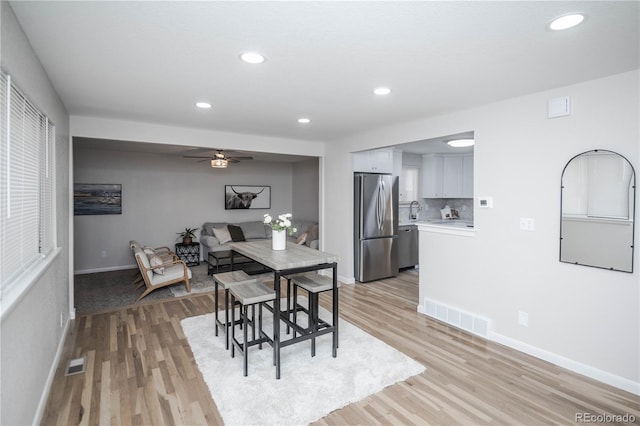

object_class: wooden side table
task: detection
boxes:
[175,242,200,266]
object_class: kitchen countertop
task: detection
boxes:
[400,219,474,228]
[413,219,477,236]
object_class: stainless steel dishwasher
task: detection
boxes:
[397,225,419,269]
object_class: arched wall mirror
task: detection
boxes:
[560,150,636,273]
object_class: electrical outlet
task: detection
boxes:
[518,310,529,327]
[59,312,64,328]
[101,250,107,258]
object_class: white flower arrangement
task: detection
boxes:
[264,213,297,236]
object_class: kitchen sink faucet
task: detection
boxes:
[409,200,420,220]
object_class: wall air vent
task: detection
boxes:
[423,298,490,338]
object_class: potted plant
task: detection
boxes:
[177,227,199,244]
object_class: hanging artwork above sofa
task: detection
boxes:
[225,185,271,210]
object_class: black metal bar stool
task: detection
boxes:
[213,270,255,349]
[229,281,276,376]
[291,273,340,356]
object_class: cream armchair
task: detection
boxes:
[132,245,192,300]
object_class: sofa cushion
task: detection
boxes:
[228,224,246,242]
[202,222,227,237]
[239,221,267,239]
[213,226,232,244]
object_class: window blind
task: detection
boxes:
[0,71,56,299]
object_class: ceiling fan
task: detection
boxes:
[183,149,253,168]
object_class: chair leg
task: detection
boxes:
[214,280,220,336]
[310,293,318,357]
[136,286,153,301]
[292,284,298,338]
[243,305,249,377]
[224,289,230,350]
[230,294,236,358]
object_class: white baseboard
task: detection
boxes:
[74,264,136,275]
[489,331,640,396]
[418,299,640,396]
[33,317,71,425]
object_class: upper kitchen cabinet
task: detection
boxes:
[353,148,394,174]
[422,153,473,198]
[421,154,443,197]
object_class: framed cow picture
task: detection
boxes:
[225,185,271,210]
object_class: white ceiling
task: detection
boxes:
[8,1,639,155]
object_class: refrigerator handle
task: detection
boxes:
[376,176,386,231]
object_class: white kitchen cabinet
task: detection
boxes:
[422,153,473,198]
[421,154,443,198]
[462,154,474,198]
[442,155,463,197]
[353,148,394,174]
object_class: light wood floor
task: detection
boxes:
[42,270,640,425]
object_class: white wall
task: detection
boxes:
[74,146,298,272]
[323,70,639,392]
[1,3,71,424]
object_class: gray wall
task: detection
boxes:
[74,146,302,272]
[323,70,639,391]
[1,3,71,424]
[292,157,320,222]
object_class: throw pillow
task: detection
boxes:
[305,223,319,244]
[212,226,232,244]
[143,246,156,255]
[227,224,246,242]
[239,221,268,239]
[296,232,307,245]
[148,253,165,275]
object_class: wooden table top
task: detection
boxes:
[230,240,337,271]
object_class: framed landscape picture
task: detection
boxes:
[225,185,271,210]
[74,183,122,215]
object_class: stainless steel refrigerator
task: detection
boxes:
[354,173,399,282]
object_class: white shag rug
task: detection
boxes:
[181,299,426,426]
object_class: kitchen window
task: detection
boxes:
[399,165,419,203]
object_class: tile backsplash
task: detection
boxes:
[399,198,474,222]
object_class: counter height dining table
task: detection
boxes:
[230,240,339,379]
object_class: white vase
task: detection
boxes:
[272,229,286,250]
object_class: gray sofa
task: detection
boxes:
[200,219,319,266]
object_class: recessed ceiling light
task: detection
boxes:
[195,102,211,109]
[549,13,585,31]
[240,52,266,64]
[373,87,392,96]
[298,118,311,124]
[447,139,475,148]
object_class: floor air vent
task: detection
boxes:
[65,357,86,376]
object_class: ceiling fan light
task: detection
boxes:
[447,139,475,148]
[211,158,228,168]
[195,102,211,109]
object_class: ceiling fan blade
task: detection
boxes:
[183,155,212,159]
[227,156,253,161]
